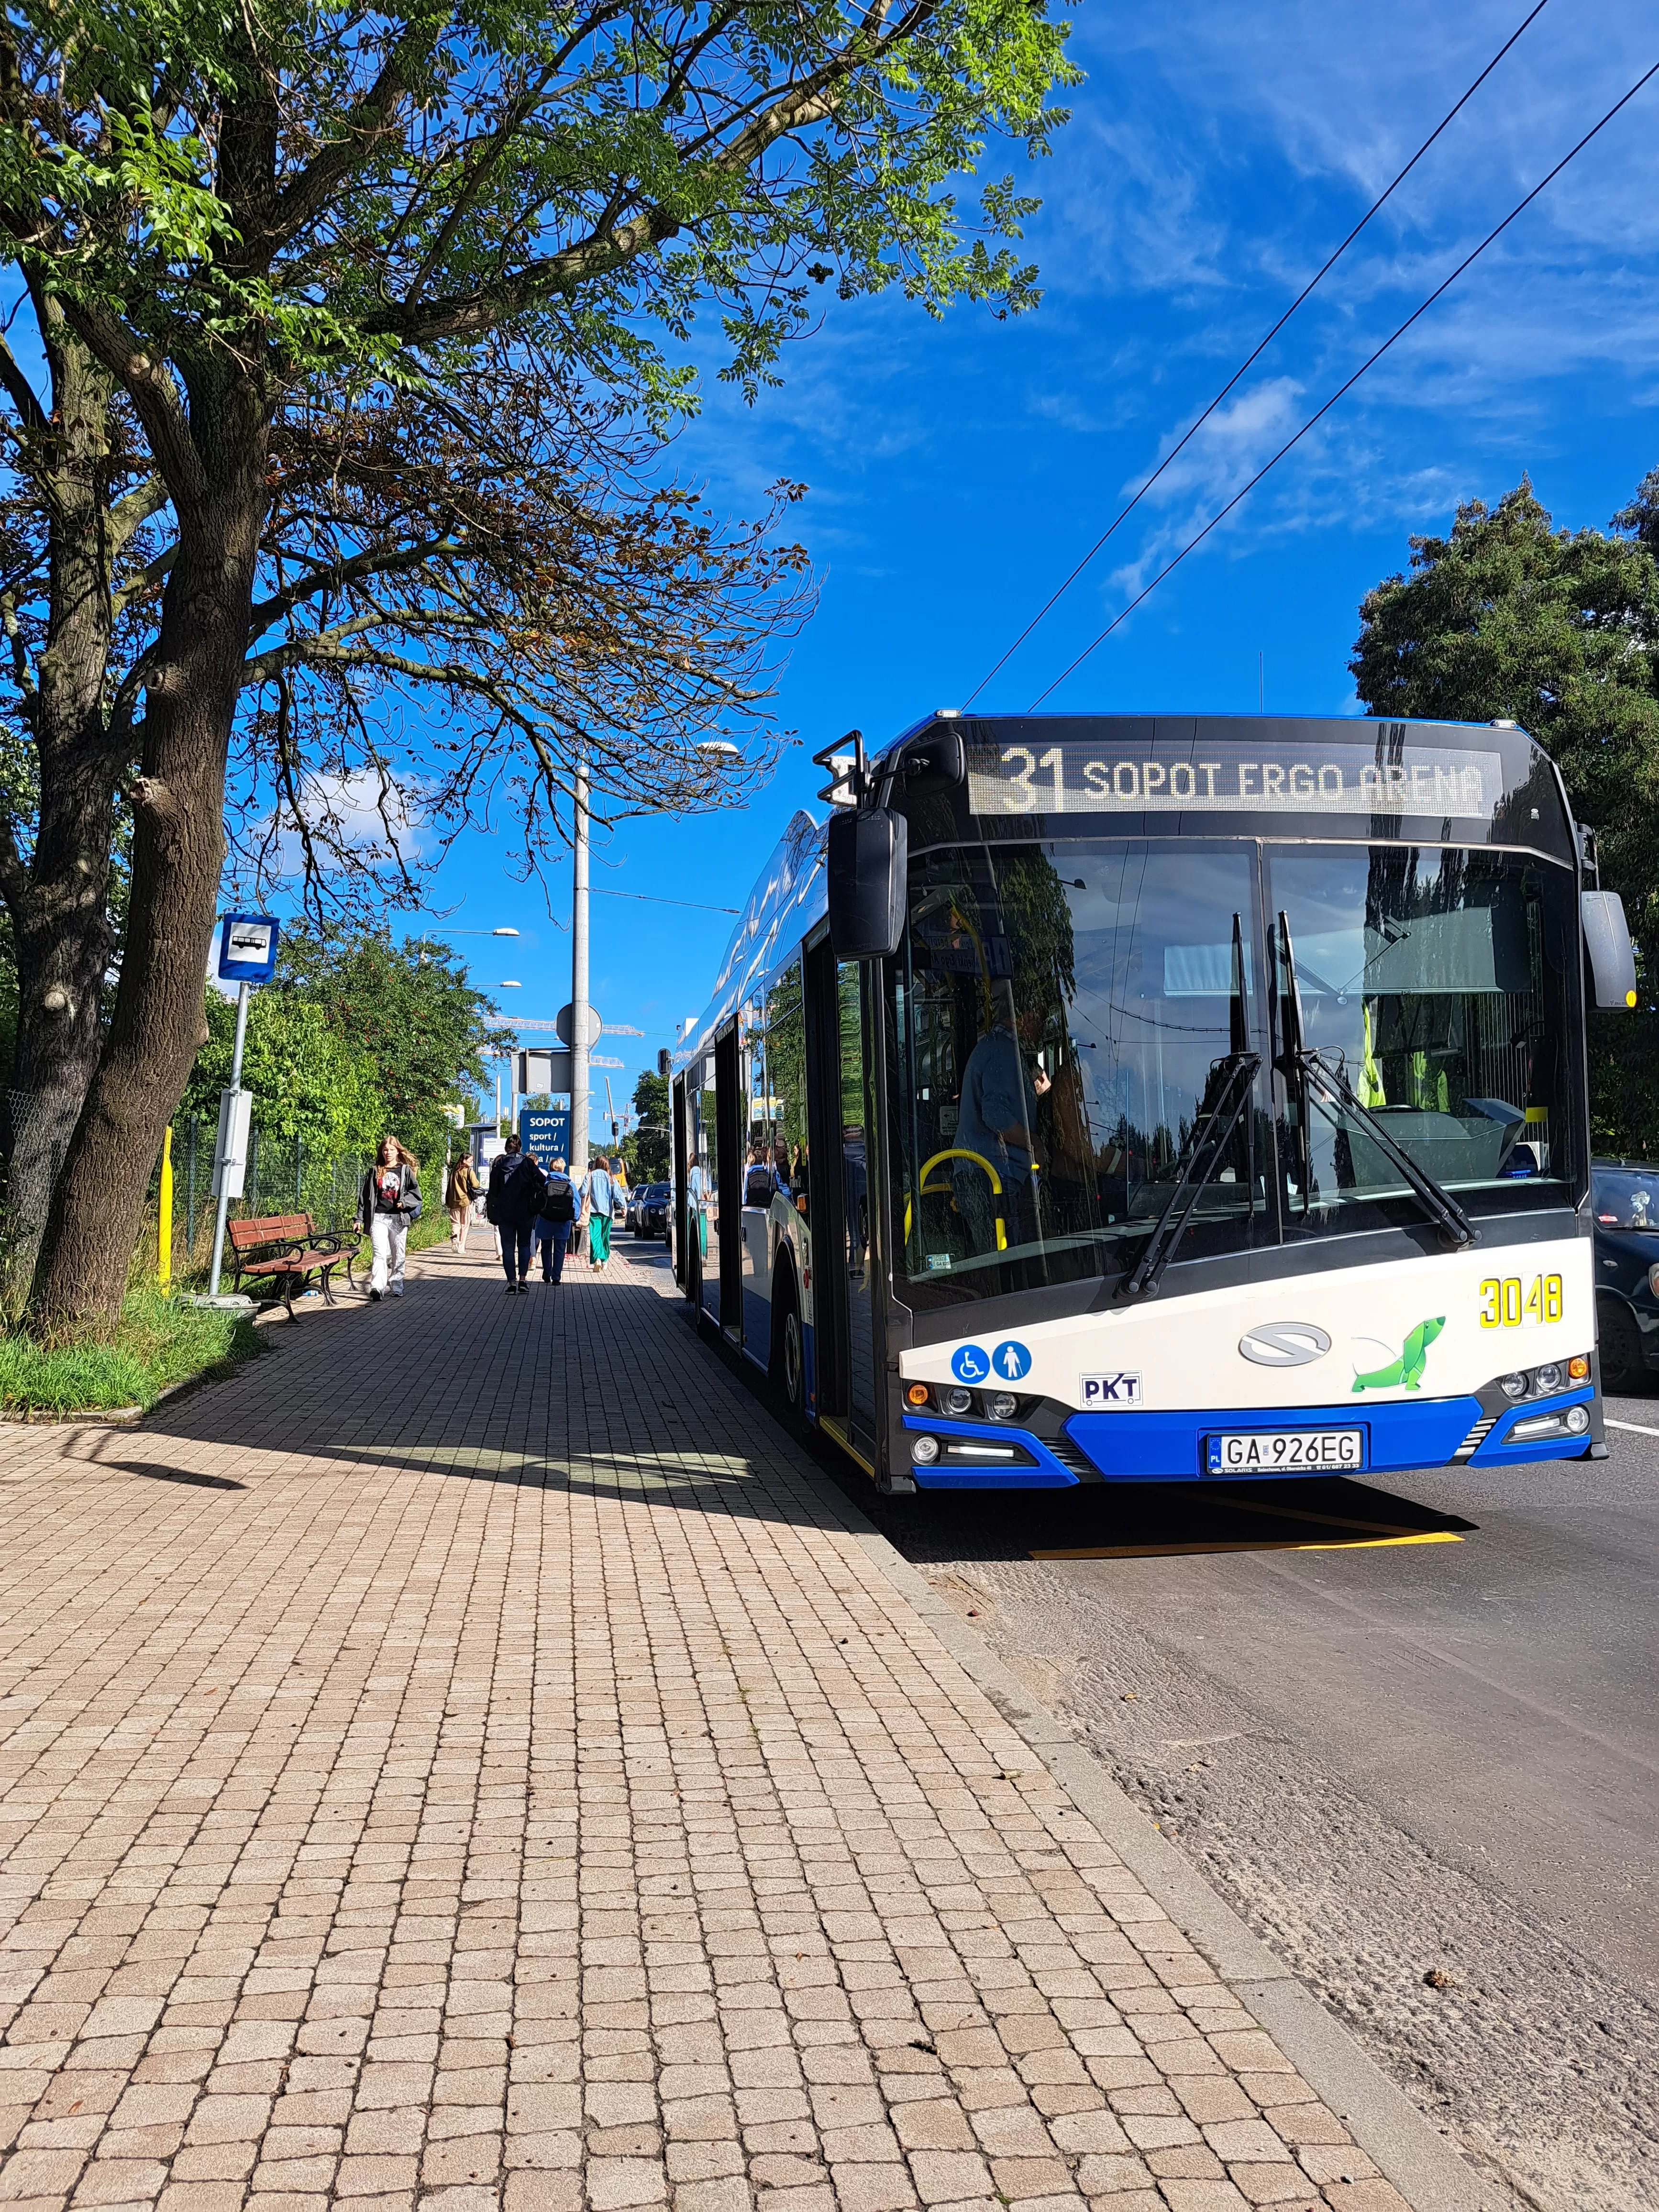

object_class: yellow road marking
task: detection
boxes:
[1034,1530,1463,1561]
[1292,1530,1463,1550]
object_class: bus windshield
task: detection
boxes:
[888,839,1578,1307]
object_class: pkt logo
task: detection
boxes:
[1080,1371,1142,1406]
[1238,1322,1331,1368]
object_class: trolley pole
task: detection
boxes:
[206,979,251,1298]
[570,748,591,1187]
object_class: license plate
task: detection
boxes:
[1204,1427,1364,1474]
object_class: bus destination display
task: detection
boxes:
[968,740,1505,819]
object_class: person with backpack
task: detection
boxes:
[445,1148,480,1252]
[486,1134,547,1294]
[535,1154,580,1284]
[356,1136,422,1301]
[582,1153,616,1272]
[744,1142,780,1210]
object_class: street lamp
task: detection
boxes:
[495,981,522,1127]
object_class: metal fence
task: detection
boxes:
[172,1118,372,1263]
[0,1091,377,1283]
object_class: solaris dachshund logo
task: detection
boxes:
[1351,1317,1446,1393]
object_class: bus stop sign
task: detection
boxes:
[218,912,280,983]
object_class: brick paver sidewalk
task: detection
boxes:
[1,1243,1406,2212]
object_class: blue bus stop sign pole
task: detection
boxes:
[203,915,280,1302]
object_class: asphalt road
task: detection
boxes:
[841,1400,1659,2212]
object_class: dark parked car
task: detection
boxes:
[634,1182,671,1239]
[1593,1161,1659,1391]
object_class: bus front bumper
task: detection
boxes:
[899,1390,1600,1486]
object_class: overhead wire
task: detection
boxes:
[1028,54,1659,709]
[589,886,740,914]
[962,0,1555,707]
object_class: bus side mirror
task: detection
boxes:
[828,807,907,960]
[902,727,966,792]
[1582,889,1638,1008]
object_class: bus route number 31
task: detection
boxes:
[1479,1273,1563,1328]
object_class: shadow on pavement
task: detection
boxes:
[108,1238,1479,1558]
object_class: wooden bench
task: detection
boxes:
[227,1212,359,1317]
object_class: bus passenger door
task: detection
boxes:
[715,1025,743,1337]
[805,941,881,1469]
[671,1074,689,1291]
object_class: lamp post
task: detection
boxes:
[497,980,520,1129]
[570,749,591,1186]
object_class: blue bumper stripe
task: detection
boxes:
[900,1415,1077,1489]
[1472,1387,1595,1463]
[1065,1396,1483,1482]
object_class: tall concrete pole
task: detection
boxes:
[570,748,590,1183]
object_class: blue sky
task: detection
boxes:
[413,0,1659,1111]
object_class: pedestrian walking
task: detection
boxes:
[534,1154,580,1283]
[445,1148,480,1252]
[357,1136,422,1301]
[686,1154,710,1262]
[487,1133,546,1294]
[583,1153,616,1271]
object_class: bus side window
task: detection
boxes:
[764,958,810,1228]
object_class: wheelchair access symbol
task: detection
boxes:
[992,1340,1033,1382]
[951,1344,992,1384]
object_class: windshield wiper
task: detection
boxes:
[1277,911,1477,1250]
[1125,918,1260,1298]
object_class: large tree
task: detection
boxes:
[0,0,1076,1326]
[0,364,809,1297]
[1351,476,1659,1152]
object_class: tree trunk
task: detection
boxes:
[28,376,267,1331]
[0,321,124,1304]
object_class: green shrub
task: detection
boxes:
[0,1287,261,1413]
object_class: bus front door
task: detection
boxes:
[806,943,881,1471]
[715,1025,743,1337]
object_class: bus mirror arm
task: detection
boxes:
[1123,1051,1261,1298]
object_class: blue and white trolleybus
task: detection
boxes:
[671,713,1637,1494]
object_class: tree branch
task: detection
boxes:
[53,301,210,521]
[361,12,933,350]
[265,15,452,258]
[245,534,464,641]
[109,474,170,554]
[0,331,46,433]
[110,542,177,614]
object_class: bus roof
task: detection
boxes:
[675,808,828,1068]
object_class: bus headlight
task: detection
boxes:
[1534,1361,1562,1392]
[944,1386,974,1416]
[989,1391,1018,1422]
[911,1435,940,1464]
[1566,1405,1590,1433]
[1498,1372,1527,1399]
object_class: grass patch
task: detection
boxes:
[0,1286,262,1415]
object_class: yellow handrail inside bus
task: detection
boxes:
[903,1147,1007,1252]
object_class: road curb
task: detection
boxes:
[844,1523,1515,2212]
